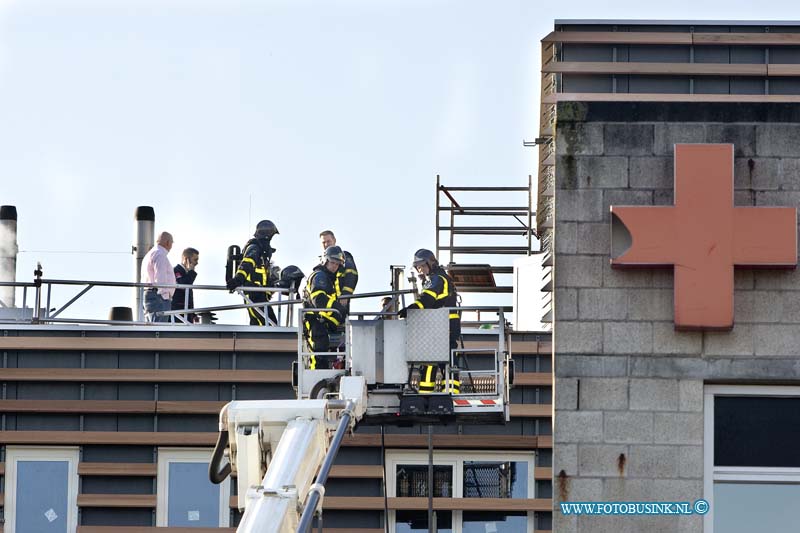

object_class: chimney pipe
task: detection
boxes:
[0,205,18,308]
[133,206,155,321]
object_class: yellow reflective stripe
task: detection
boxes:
[247,307,264,325]
[309,290,327,299]
[342,287,354,293]
[418,366,435,388]
[310,354,317,369]
[238,258,267,284]
[412,300,424,309]
[303,320,314,350]
[422,289,438,299]
[449,313,459,319]
[438,277,449,300]
[344,269,358,275]
[320,312,341,326]
[321,293,340,324]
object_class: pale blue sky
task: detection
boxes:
[1,0,797,321]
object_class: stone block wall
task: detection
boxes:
[553,102,800,532]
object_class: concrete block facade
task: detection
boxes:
[553,102,800,532]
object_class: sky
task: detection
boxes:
[1,0,798,323]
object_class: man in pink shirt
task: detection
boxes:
[141,231,175,322]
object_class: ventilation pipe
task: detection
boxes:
[0,206,18,308]
[133,206,155,321]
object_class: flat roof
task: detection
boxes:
[555,19,800,26]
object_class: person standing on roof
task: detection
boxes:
[172,247,199,323]
[303,246,348,369]
[226,220,279,326]
[319,230,358,302]
[141,231,175,323]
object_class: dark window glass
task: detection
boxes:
[770,77,800,95]
[731,77,765,95]
[629,45,690,62]
[396,465,452,497]
[395,511,452,533]
[694,46,730,64]
[462,461,528,498]
[561,44,614,62]
[628,76,689,94]
[731,46,765,64]
[561,74,613,93]
[770,46,800,64]
[537,480,553,499]
[715,396,800,467]
[536,511,553,530]
[463,512,527,533]
[694,77,731,94]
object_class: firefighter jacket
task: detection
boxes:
[336,251,359,296]
[403,265,461,348]
[304,265,348,328]
[233,238,274,297]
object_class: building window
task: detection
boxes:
[387,451,535,533]
[704,385,800,533]
[157,448,230,527]
[4,447,79,533]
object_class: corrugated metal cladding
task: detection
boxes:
[0,327,553,530]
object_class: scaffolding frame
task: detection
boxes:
[434,175,536,295]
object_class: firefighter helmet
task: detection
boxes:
[275,265,305,290]
[412,248,438,270]
[282,265,304,283]
[323,246,346,266]
[254,220,279,239]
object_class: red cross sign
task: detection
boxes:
[611,144,797,330]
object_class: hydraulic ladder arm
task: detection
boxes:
[211,376,367,533]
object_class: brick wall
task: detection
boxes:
[552,101,800,532]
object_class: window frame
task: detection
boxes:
[4,446,79,533]
[704,385,800,532]
[386,450,536,533]
[156,447,230,527]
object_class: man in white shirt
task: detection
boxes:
[141,231,175,322]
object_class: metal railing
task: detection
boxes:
[0,278,297,326]
[0,277,511,335]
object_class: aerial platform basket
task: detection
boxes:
[295,307,514,426]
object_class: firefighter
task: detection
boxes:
[226,220,279,326]
[303,246,348,369]
[319,230,358,301]
[399,249,461,393]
